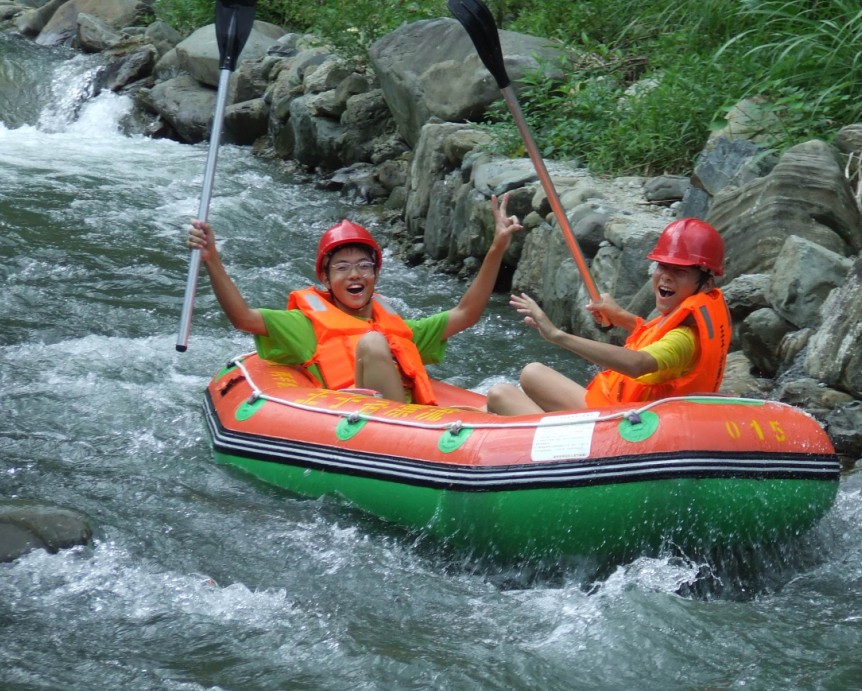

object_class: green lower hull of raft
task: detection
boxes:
[212,450,839,561]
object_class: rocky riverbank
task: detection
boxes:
[3,0,862,476]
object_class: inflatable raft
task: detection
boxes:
[202,353,841,561]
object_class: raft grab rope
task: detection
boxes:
[226,354,767,435]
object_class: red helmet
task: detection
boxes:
[315,219,382,280]
[647,218,725,276]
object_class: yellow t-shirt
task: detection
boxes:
[635,326,698,385]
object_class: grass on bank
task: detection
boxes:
[153,0,862,177]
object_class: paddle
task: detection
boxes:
[176,0,257,353]
[447,0,603,305]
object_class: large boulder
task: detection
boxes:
[767,235,852,328]
[707,140,862,282]
[369,18,566,147]
[174,20,284,87]
[36,0,151,47]
[144,73,216,143]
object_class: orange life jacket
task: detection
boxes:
[584,289,730,407]
[287,287,438,405]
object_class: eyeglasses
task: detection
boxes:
[329,260,377,277]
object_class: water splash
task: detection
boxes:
[37,54,106,133]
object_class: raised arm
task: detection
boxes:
[186,220,267,336]
[511,292,658,378]
[443,194,523,339]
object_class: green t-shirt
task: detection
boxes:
[254,307,450,386]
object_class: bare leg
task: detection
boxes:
[354,332,406,402]
[486,383,544,415]
[520,362,588,411]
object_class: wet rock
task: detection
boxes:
[143,73,215,144]
[0,500,93,563]
[774,377,853,419]
[825,401,862,466]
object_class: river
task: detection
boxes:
[2,32,862,690]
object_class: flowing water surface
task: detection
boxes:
[2,34,862,690]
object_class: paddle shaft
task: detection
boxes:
[176,1,256,352]
[447,0,602,304]
[175,66,233,352]
[500,86,601,303]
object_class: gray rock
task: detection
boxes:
[369,18,565,147]
[36,0,150,47]
[144,73,215,143]
[722,273,771,320]
[76,11,122,51]
[692,135,777,197]
[804,257,862,397]
[224,97,269,145]
[0,500,93,563]
[708,140,862,281]
[405,121,470,239]
[144,20,181,59]
[719,351,772,398]
[833,124,862,156]
[825,401,862,463]
[472,158,537,198]
[677,185,711,220]
[767,235,852,328]
[643,175,690,203]
[288,94,345,171]
[738,307,795,376]
[175,21,283,88]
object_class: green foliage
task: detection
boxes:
[152,0,212,34]
[298,1,449,59]
[719,0,862,145]
[152,0,862,176]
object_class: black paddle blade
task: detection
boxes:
[215,0,257,71]
[447,0,511,89]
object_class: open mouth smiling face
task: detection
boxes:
[653,263,700,314]
[324,247,378,315]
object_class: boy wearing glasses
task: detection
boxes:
[186,195,521,404]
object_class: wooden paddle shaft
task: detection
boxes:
[501,85,602,304]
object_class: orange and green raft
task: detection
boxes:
[202,353,840,561]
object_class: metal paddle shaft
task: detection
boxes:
[176,0,257,353]
[447,0,602,304]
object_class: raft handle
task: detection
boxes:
[217,373,244,397]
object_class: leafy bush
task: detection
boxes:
[718,0,862,146]
[153,0,862,175]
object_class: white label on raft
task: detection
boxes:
[531,412,601,461]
